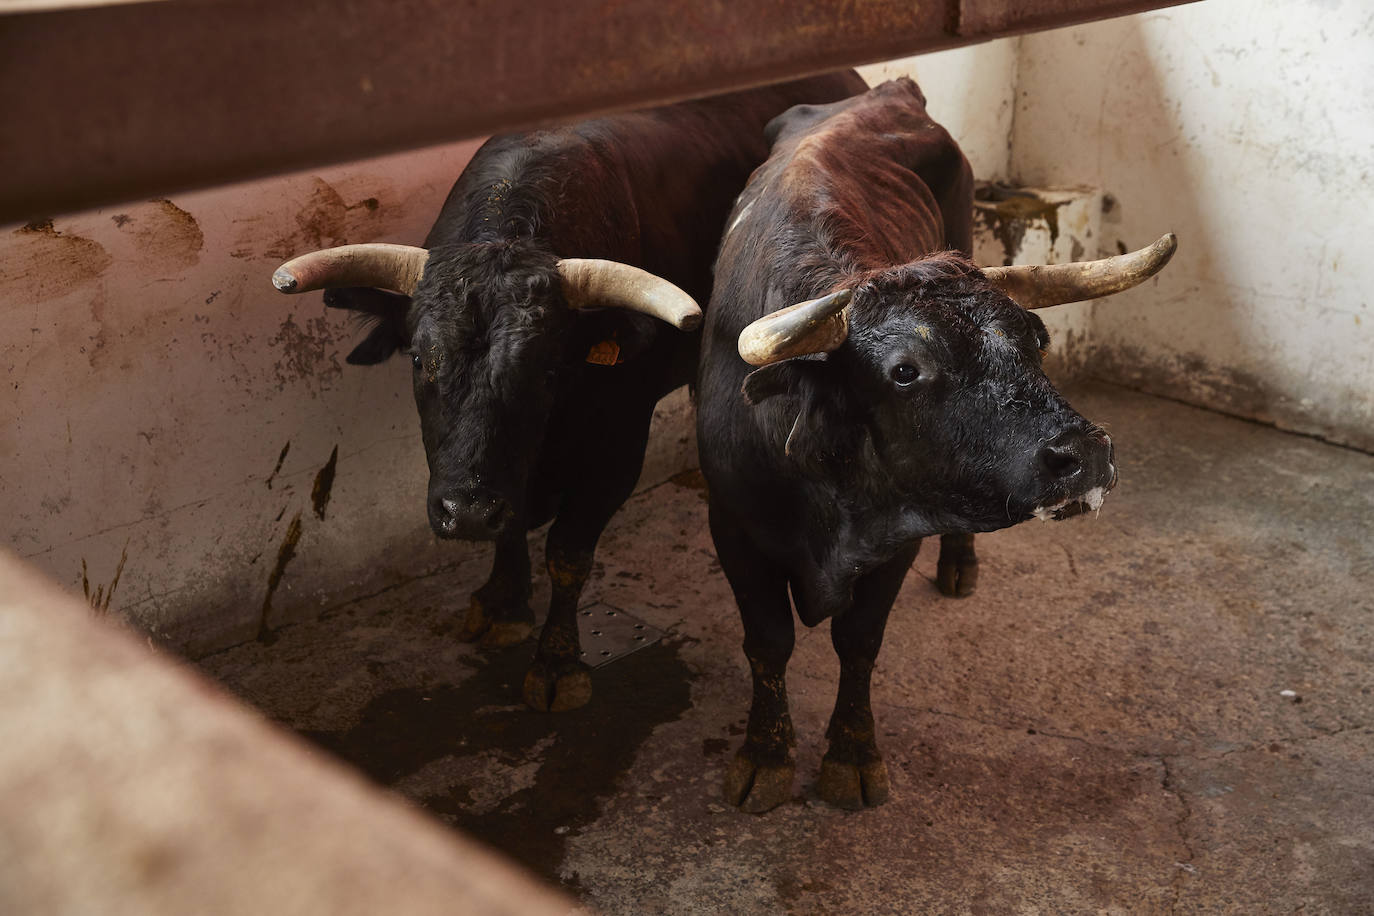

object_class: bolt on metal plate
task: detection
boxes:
[574,602,664,669]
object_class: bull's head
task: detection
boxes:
[735,235,1175,532]
[272,242,700,540]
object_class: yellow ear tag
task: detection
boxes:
[585,339,621,366]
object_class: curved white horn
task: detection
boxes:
[737,288,853,367]
[273,244,430,296]
[981,233,1177,310]
[556,259,701,331]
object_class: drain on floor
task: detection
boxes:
[575,603,663,669]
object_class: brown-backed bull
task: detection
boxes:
[696,78,1175,811]
[273,72,868,712]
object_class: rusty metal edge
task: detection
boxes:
[0,0,1197,223]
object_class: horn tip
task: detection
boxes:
[272,268,299,293]
[677,311,703,332]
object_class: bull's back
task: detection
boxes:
[428,74,866,295]
[699,78,972,445]
[708,78,970,336]
[581,72,869,301]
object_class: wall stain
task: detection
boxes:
[973,184,1069,267]
[116,199,204,271]
[266,441,291,490]
[83,287,115,369]
[1091,342,1374,454]
[2,220,112,304]
[82,541,129,616]
[259,510,303,644]
[269,313,343,392]
[311,445,339,520]
[229,177,393,262]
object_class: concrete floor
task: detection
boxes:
[201,382,1373,914]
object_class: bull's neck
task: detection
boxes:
[786,445,933,625]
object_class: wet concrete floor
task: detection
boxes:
[202,382,1373,914]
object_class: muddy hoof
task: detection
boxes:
[481,620,533,649]
[523,659,593,712]
[456,596,492,642]
[724,752,794,813]
[935,557,978,598]
[458,596,534,646]
[817,757,890,809]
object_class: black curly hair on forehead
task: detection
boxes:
[409,239,562,342]
[847,252,1050,352]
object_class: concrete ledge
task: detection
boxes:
[0,550,572,916]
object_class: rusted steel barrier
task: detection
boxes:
[0,0,1196,222]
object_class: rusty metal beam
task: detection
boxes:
[0,0,1196,223]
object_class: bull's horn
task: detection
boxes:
[272,244,430,296]
[737,288,853,367]
[556,259,701,331]
[980,233,1177,310]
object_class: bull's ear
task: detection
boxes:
[741,356,834,463]
[741,355,828,405]
[570,309,659,366]
[765,96,856,145]
[323,287,410,366]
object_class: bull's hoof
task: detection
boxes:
[817,756,890,809]
[724,751,795,813]
[481,620,534,649]
[935,557,979,598]
[458,595,534,646]
[456,596,492,642]
[522,659,593,712]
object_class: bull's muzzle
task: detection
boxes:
[1030,425,1116,521]
[428,484,512,541]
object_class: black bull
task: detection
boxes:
[273,72,868,712]
[696,78,1174,811]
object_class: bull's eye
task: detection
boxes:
[411,352,423,371]
[890,364,920,386]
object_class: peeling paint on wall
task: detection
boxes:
[266,441,291,490]
[81,541,129,616]
[259,510,303,644]
[312,446,339,521]
[269,313,343,393]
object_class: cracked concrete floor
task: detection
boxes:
[202,382,1373,914]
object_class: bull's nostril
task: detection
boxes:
[1039,444,1081,479]
[441,497,461,518]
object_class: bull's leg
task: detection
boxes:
[710,503,797,814]
[520,521,598,712]
[458,526,535,648]
[936,531,978,597]
[817,541,920,809]
[522,406,652,713]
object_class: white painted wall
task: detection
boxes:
[1011,0,1374,451]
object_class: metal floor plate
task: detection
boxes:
[573,603,663,669]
